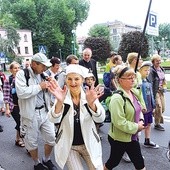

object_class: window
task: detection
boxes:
[24,34,28,42]
[112,28,117,35]
[17,47,21,54]
[25,47,29,54]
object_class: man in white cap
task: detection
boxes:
[15,53,57,170]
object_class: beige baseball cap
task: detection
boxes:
[32,53,52,67]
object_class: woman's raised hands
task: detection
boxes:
[48,79,67,103]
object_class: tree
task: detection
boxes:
[0,25,20,56]
[0,25,20,69]
[148,23,170,55]
[88,24,110,38]
[0,0,90,58]
[118,31,149,62]
[84,37,111,63]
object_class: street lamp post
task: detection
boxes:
[59,49,62,62]
[71,41,74,54]
[162,38,165,58]
[71,30,76,55]
[151,36,154,55]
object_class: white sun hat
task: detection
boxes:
[65,64,89,78]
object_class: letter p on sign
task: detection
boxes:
[149,13,157,27]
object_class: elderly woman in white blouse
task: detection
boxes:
[48,64,105,170]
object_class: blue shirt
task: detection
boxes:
[141,79,155,112]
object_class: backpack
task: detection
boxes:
[23,68,30,86]
[22,68,50,112]
[113,90,126,112]
[45,69,65,81]
[101,101,111,123]
[104,90,126,123]
[103,72,111,88]
[23,68,47,87]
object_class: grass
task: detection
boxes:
[167,81,170,89]
[161,61,170,67]
[99,78,104,84]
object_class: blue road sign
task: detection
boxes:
[39,45,47,54]
[0,52,5,58]
[147,11,159,36]
[149,13,157,27]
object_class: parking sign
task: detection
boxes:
[146,11,159,36]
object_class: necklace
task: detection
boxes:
[73,103,80,123]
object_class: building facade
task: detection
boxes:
[77,20,142,53]
[0,28,33,59]
[106,20,141,51]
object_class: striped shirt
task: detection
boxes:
[3,76,14,111]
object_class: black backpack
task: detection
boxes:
[23,68,47,87]
[23,68,30,86]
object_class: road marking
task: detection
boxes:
[164,116,170,122]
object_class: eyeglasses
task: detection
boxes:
[120,76,136,80]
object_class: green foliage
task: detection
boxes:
[0,26,20,56]
[167,81,170,89]
[118,31,149,62]
[161,61,170,66]
[88,24,110,38]
[0,0,90,58]
[67,0,90,25]
[84,37,111,63]
[147,23,170,55]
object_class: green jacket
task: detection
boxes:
[108,87,143,142]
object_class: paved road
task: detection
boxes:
[0,93,170,170]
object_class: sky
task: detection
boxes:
[76,0,170,37]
